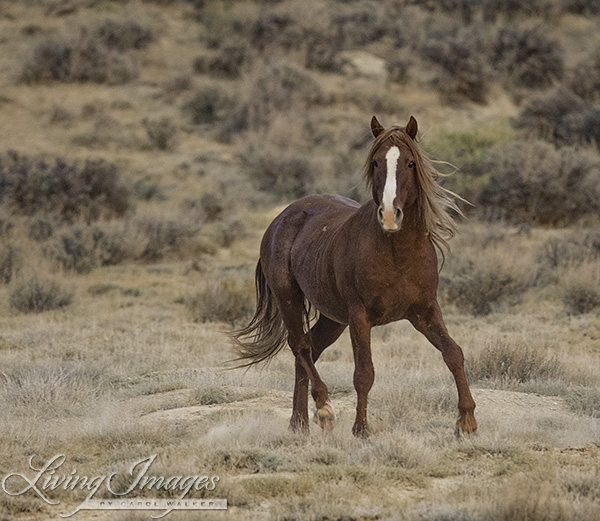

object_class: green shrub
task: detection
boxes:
[469,339,564,384]
[185,278,254,324]
[9,277,73,313]
[0,152,130,223]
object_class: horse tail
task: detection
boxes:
[230,259,288,367]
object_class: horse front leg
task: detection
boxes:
[349,311,374,437]
[409,302,477,436]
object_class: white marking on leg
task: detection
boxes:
[382,146,400,229]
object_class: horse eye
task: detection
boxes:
[408,161,415,168]
[373,160,378,168]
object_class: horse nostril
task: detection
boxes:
[377,206,384,222]
[394,208,403,220]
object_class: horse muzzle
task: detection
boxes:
[377,205,403,232]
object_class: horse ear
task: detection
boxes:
[371,116,384,138]
[406,116,418,140]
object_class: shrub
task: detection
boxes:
[0,152,130,223]
[421,33,489,103]
[9,277,73,313]
[215,219,246,248]
[185,278,254,324]
[135,217,200,262]
[561,0,600,15]
[478,141,600,225]
[0,243,22,284]
[0,216,14,238]
[560,263,600,315]
[305,33,342,72]
[143,117,177,150]
[492,25,564,89]
[133,177,165,201]
[42,224,129,274]
[29,218,55,242]
[569,47,600,101]
[243,147,315,199]
[539,230,600,269]
[440,258,529,315]
[229,63,326,134]
[183,86,232,124]
[20,40,72,83]
[469,339,564,384]
[20,22,147,85]
[332,2,396,48]
[514,87,600,148]
[182,194,223,223]
[482,0,559,21]
[562,283,600,315]
[193,45,251,79]
[514,86,586,145]
[386,52,412,85]
[95,20,155,51]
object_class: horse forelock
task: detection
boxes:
[364,126,464,256]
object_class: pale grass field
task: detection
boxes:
[1,222,599,520]
[0,1,599,520]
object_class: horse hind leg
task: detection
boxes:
[276,292,336,431]
[290,315,346,433]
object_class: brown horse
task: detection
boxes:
[232,116,477,437]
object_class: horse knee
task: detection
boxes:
[354,363,374,393]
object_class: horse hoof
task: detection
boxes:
[313,400,336,431]
[352,424,370,438]
[289,417,309,434]
[455,411,478,438]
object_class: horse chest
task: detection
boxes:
[358,262,428,325]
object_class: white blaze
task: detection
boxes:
[383,146,400,212]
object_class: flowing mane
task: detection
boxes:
[364,126,464,255]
